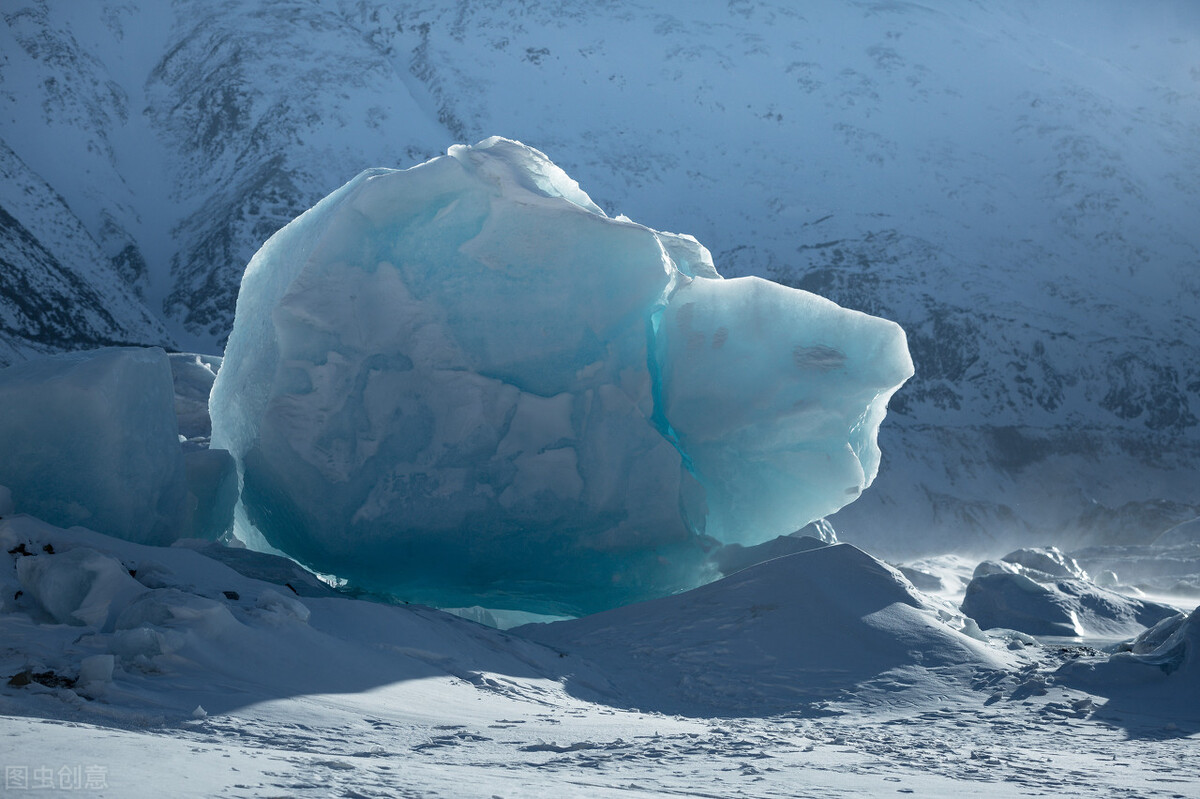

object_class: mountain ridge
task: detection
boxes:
[2,0,1197,552]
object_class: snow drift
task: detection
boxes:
[0,512,578,720]
[518,543,1008,715]
[1057,605,1200,722]
[210,138,912,613]
[961,548,1178,638]
[1,514,1002,725]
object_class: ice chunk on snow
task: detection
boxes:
[76,654,115,696]
[78,653,115,681]
[1121,606,1200,676]
[17,547,147,629]
[1057,606,1200,720]
[0,347,188,544]
[211,137,912,612]
[961,563,1178,638]
[1000,546,1088,582]
[255,587,310,624]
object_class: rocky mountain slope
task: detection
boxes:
[2,0,1198,553]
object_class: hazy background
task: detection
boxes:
[1,0,1198,557]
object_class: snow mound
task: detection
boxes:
[999,547,1088,581]
[17,546,147,629]
[1057,605,1200,721]
[516,543,1008,715]
[0,514,580,720]
[0,347,188,545]
[210,137,912,613]
[708,519,836,578]
[961,558,1178,638]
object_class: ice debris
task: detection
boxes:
[211,137,912,613]
[1113,605,1200,682]
[962,549,1178,637]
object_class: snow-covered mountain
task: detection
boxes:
[2,0,1198,554]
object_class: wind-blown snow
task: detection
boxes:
[962,550,1179,638]
[210,138,912,613]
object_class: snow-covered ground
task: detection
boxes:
[3,513,1197,798]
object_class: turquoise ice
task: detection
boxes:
[0,347,188,544]
[210,138,912,614]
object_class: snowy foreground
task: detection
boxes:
[3,513,1197,798]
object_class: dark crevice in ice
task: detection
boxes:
[645,297,697,482]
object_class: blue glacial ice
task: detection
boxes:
[0,347,188,544]
[0,347,237,544]
[210,137,913,613]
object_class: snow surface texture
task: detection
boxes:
[210,138,912,613]
[519,543,1008,716]
[3,513,1198,798]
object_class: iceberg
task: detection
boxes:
[0,347,189,545]
[210,137,912,613]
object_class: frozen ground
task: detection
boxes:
[2,515,1197,798]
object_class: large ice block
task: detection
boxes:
[0,347,188,544]
[210,137,912,613]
